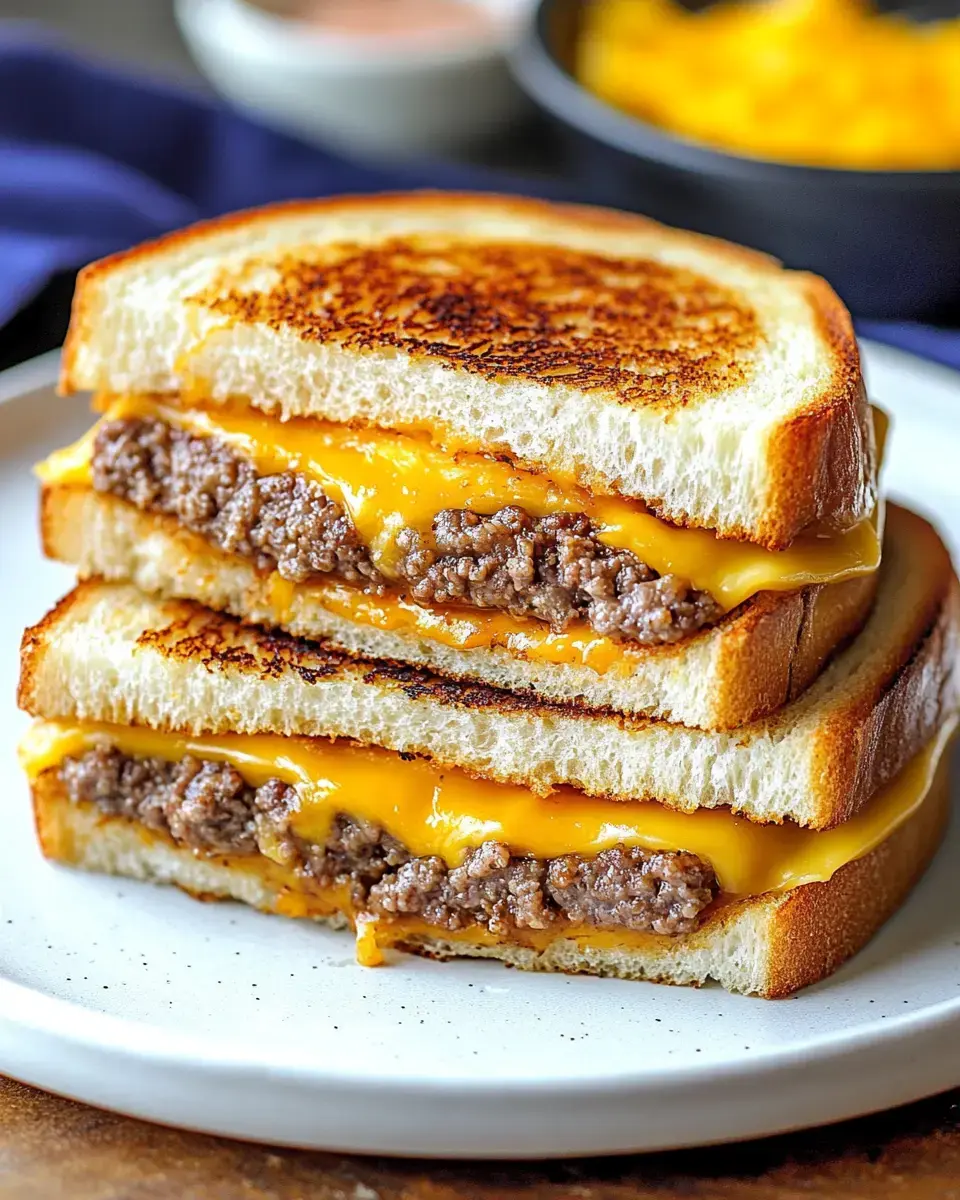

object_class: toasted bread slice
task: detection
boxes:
[59,192,874,549]
[20,505,960,828]
[30,745,951,997]
[40,484,879,730]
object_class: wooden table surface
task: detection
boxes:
[2,1079,960,1198]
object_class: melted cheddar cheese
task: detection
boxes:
[38,394,883,611]
[280,578,641,674]
[353,915,385,967]
[20,717,954,899]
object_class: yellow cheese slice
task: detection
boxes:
[37,394,883,611]
[20,716,954,899]
[269,576,639,673]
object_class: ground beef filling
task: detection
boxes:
[91,418,723,645]
[60,747,719,937]
[91,417,381,589]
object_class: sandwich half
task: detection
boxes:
[47,192,882,730]
[17,509,958,997]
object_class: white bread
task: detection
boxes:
[40,484,879,730]
[20,505,960,829]
[59,192,874,549]
[31,753,951,998]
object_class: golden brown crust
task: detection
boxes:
[16,586,88,717]
[762,373,873,543]
[59,192,779,396]
[760,760,950,997]
[710,572,878,725]
[193,237,761,413]
[30,752,951,997]
[39,484,878,730]
[752,274,870,543]
[807,543,960,828]
[32,488,957,829]
[60,190,781,379]
[661,272,869,545]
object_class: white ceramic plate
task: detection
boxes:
[0,343,959,1159]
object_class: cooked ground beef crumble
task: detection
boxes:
[92,417,722,646]
[61,746,719,937]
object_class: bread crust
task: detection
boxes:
[39,484,878,730]
[61,191,780,305]
[59,191,872,548]
[30,750,951,998]
[22,504,960,828]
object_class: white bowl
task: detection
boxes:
[175,0,530,158]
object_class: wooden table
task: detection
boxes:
[2,1078,959,1198]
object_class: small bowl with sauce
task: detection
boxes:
[511,0,960,318]
[176,0,531,156]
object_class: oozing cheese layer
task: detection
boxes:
[38,394,883,610]
[20,716,954,898]
[267,575,644,673]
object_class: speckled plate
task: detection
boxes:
[1,345,959,1159]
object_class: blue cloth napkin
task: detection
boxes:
[0,34,956,371]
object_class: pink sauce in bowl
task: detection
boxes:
[287,0,496,41]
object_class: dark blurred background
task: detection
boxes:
[0,0,196,78]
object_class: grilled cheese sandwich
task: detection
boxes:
[22,191,950,999]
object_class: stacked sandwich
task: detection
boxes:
[18,194,959,996]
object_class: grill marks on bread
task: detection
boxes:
[131,596,562,718]
[191,237,762,409]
